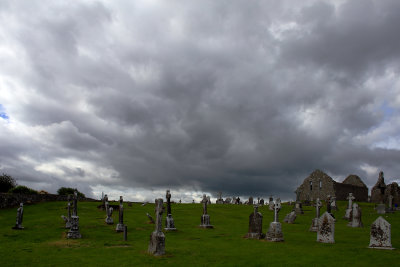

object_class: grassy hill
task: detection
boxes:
[0,200,399,266]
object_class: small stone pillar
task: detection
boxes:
[148,198,165,256]
[317,212,335,243]
[12,203,24,230]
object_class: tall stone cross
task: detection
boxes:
[347,193,355,209]
[202,194,208,215]
[119,196,124,224]
[166,190,172,215]
[73,190,78,216]
[274,198,282,222]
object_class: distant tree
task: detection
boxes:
[57,187,85,198]
[9,185,38,195]
[0,173,17,193]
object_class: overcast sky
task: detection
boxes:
[1,0,400,202]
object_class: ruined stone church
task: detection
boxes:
[296,169,368,202]
[371,171,400,206]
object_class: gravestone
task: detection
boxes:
[105,202,114,224]
[61,202,72,228]
[310,198,322,232]
[294,189,304,214]
[257,197,260,204]
[248,196,253,205]
[206,196,211,205]
[260,198,264,205]
[67,215,82,239]
[376,204,386,214]
[200,194,213,228]
[283,211,297,224]
[165,190,176,231]
[330,196,338,211]
[225,197,232,204]
[326,195,335,219]
[386,195,394,213]
[102,194,108,210]
[116,196,125,232]
[146,212,155,224]
[216,192,224,204]
[235,197,241,205]
[348,203,363,228]
[317,212,335,243]
[343,193,355,220]
[245,205,263,239]
[12,203,24,230]
[369,216,394,250]
[268,196,274,210]
[148,198,165,256]
[266,198,284,242]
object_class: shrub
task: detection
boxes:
[9,185,38,195]
[57,187,85,198]
[0,173,17,193]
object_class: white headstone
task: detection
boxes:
[317,212,335,243]
[369,216,394,250]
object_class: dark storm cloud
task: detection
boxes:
[1,0,400,200]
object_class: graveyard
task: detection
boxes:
[0,199,399,266]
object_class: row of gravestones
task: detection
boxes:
[11,190,395,257]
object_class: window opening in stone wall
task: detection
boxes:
[310,181,313,191]
[319,180,322,189]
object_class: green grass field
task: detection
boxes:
[0,200,399,266]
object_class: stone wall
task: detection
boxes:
[297,170,336,201]
[333,182,368,202]
[0,193,96,209]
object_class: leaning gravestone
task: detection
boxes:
[105,202,114,225]
[245,205,263,239]
[116,196,125,232]
[310,198,322,232]
[266,198,284,242]
[148,198,165,256]
[369,216,394,250]
[200,194,214,228]
[344,193,355,220]
[317,212,335,243]
[146,212,155,224]
[348,203,363,228]
[164,190,176,231]
[12,203,24,230]
[283,211,297,224]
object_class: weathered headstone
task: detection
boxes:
[310,198,322,232]
[369,216,394,250]
[317,212,335,243]
[116,196,125,232]
[105,202,114,224]
[165,190,176,231]
[200,194,213,228]
[225,197,232,204]
[245,205,263,239]
[148,198,165,256]
[348,203,363,228]
[266,198,284,242]
[387,195,394,213]
[283,211,297,224]
[67,215,82,239]
[343,193,355,220]
[294,189,304,214]
[268,196,274,210]
[12,203,24,230]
